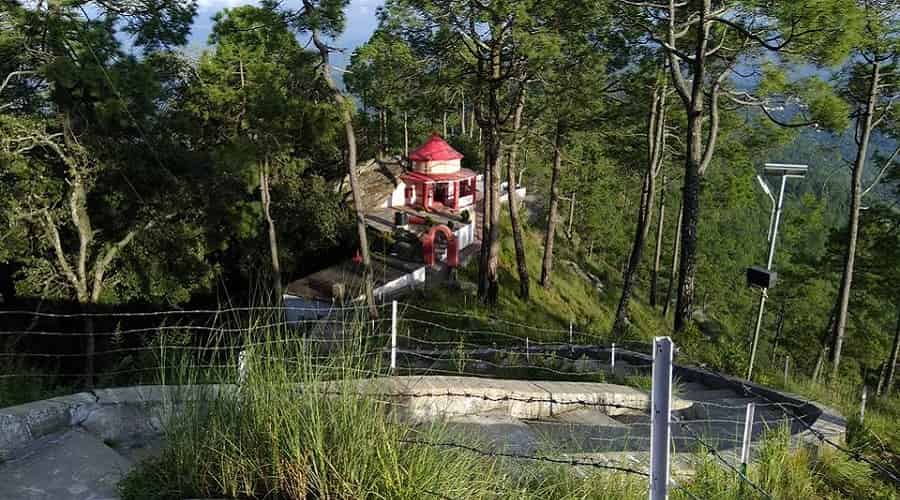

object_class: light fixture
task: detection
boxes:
[763,163,808,178]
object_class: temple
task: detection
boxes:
[401,133,479,212]
[284,134,481,316]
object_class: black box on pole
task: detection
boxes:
[747,266,777,289]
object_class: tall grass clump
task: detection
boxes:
[119,311,513,499]
[676,426,898,500]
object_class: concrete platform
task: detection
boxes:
[0,429,132,500]
[349,375,693,420]
[0,370,845,498]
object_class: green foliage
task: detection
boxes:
[2,8,900,498]
[799,78,852,132]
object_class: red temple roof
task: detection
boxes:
[408,133,464,161]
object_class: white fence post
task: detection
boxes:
[238,349,248,385]
[526,337,530,362]
[390,300,397,372]
[860,385,867,421]
[783,356,790,385]
[611,343,616,371]
[649,337,673,500]
[569,322,574,345]
[740,403,756,473]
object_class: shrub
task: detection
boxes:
[121,327,503,499]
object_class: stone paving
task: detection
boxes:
[0,369,845,499]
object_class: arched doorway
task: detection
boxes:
[421,224,459,267]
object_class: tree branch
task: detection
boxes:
[0,70,35,95]
[862,145,900,198]
[699,83,720,175]
[90,217,162,301]
[41,209,82,299]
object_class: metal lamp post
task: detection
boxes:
[746,163,807,381]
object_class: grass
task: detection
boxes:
[403,217,669,346]
[754,373,900,483]
[118,321,657,499]
[5,214,899,497]
[119,323,495,499]
[668,425,898,500]
[118,318,899,499]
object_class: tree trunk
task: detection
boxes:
[478,159,491,297]
[82,303,95,388]
[442,111,448,137]
[650,184,666,307]
[812,346,829,383]
[663,202,682,318]
[476,35,505,306]
[673,112,703,331]
[377,109,384,159]
[831,62,880,379]
[541,123,563,289]
[612,172,656,337]
[403,111,409,157]
[506,91,529,299]
[884,307,900,395]
[461,94,466,136]
[813,305,838,382]
[362,90,370,151]
[260,158,282,301]
[485,127,502,305]
[771,303,785,354]
[306,9,377,317]
[477,102,491,299]
[478,127,502,304]
[385,109,390,153]
[613,83,666,335]
[670,0,715,333]
[567,192,576,239]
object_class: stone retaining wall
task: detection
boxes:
[0,385,234,460]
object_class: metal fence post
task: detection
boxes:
[526,337,530,362]
[569,322,574,345]
[860,385,867,421]
[611,343,616,371]
[650,337,673,500]
[391,300,397,372]
[740,403,756,478]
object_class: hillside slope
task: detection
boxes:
[405,217,670,345]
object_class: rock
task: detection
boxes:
[0,429,133,500]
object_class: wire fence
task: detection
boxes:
[2,300,897,497]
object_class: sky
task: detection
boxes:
[190,0,384,67]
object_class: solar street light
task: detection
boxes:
[746,163,808,381]
[763,163,808,178]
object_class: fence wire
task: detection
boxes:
[2,302,878,497]
[739,383,900,486]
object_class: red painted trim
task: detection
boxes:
[401,168,478,184]
[421,224,459,268]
